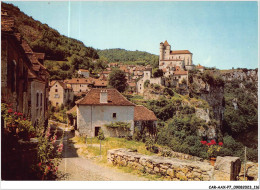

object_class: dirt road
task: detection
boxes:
[57,129,147,181]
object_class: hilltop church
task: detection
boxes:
[159,40,195,71]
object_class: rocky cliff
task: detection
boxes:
[188,71,225,140]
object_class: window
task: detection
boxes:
[54,94,59,98]
[55,89,58,92]
[56,102,59,106]
[40,93,42,106]
[179,76,181,79]
[113,113,117,118]
[36,93,39,107]
[56,85,57,87]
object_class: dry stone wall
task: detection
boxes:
[108,148,244,181]
[108,148,214,181]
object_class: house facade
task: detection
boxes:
[64,78,94,94]
[136,68,162,94]
[76,89,135,137]
[49,80,73,107]
[1,10,49,126]
[78,69,90,78]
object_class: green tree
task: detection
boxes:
[108,69,127,92]
[152,68,163,77]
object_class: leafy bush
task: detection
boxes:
[97,129,105,140]
[144,80,150,88]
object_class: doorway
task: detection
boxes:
[95,127,101,137]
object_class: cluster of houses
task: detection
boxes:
[1,9,49,127]
[2,8,205,138]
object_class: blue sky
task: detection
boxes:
[8,1,258,69]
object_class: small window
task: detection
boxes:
[54,94,59,98]
[56,102,59,106]
[179,76,181,79]
[113,113,116,118]
[40,93,42,106]
[56,85,57,87]
[36,93,39,107]
[55,89,58,92]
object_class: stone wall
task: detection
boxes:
[108,148,243,181]
[108,148,213,181]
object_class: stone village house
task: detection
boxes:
[1,10,49,126]
[77,69,90,78]
[75,88,157,137]
[49,80,73,107]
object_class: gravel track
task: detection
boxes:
[57,129,147,181]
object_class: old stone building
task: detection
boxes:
[64,78,95,94]
[76,88,157,137]
[78,69,90,78]
[159,40,194,71]
[1,10,49,126]
[49,80,73,107]
[136,68,162,94]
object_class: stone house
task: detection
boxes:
[134,105,157,136]
[173,70,188,83]
[1,10,49,126]
[49,80,73,107]
[76,88,136,137]
[64,78,94,94]
[23,41,50,126]
[136,68,162,95]
[76,88,157,138]
[78,69,90,78]
[196,64,205,72]
[159,40,195,71]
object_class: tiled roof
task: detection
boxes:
[66,105,77,114]
[170,50,191,54]
[64,78,94,84]
[98,74,107,81]
[174,70,188,75]
[163,40,170,46]
[134,105,157,121]
[34,52,45,60]
[79,69,89,72]
[21,40,33,53]
[93,79,108,87]
[128,82,136,87]
[14,33,21,42]
[102,71,111,74]
[196,64,204,69]
[76,88,135,106]
[50,80,69,89]
[1,15,14,32]
[161,59,183,61]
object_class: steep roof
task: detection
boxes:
[196,64,204,69]
[34,52,45,60]
[1,13,14,32]
[76,88,135,106]
[66,105,77,114]
[134,105,157,121]
[79,69,89,72]
[64,78,94,84]
[50,80,69,89]
[163,40,170,46]
[170,50,191,54]
[174,70,188,75]
[93,79,108,87]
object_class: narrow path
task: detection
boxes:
[57,129,148,181]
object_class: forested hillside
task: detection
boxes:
[98,49,159,68]
[2,2,103,80]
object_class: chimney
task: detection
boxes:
[100,90,108,103]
